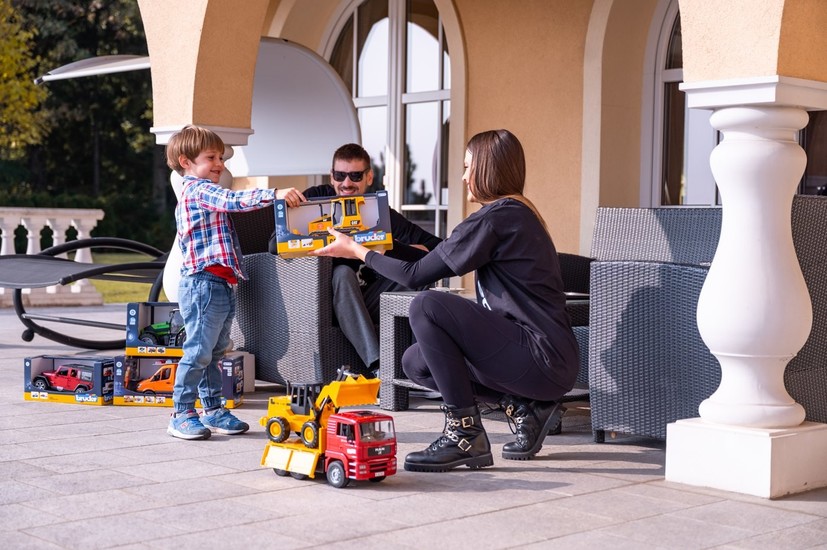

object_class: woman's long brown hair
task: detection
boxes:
[466,129,551,236]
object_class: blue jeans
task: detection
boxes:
[173,271,235,413]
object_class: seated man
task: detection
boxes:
[273,143,442,376]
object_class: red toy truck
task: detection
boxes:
[260,372,397,488]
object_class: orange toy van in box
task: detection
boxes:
[136,360,177,396]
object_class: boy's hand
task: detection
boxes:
[276,187,306,207]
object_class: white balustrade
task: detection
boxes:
[0,207,105,307]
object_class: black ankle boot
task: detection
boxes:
[500,395,564,460]
[404,404,493,472]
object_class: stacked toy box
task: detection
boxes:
[118,302,244,408]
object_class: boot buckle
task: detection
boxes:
[461,416,475,428]
[458,438,472,452]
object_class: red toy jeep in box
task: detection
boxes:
[32,363,95,393]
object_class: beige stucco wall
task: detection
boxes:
[680,0,827,83]
[456,0,592,253]
[138,0,269,130]
[599,1,657,208]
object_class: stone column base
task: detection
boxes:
[665,417,827,499]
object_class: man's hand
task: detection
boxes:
[310,228,369,261]
[276,187,306,207]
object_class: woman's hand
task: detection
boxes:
[310,228,369,261]
[275,187,306,207]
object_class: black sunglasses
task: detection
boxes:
[331,169,367,183]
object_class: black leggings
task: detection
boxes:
[402,291,570,408]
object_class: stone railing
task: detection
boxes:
[0,207,105,307]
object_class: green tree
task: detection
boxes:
[4,1,175,250]
[0,0,47,160]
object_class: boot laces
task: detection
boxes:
[427,405,462,449]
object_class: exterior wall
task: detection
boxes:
[455,0,592,253]
[599,1,658,209]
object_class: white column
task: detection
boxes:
[0,216,15,256]
[68,216,100,296]
[47,218,71,259]
[697,106,808,428]
[665,76,827,499]
[0,216,15,306]
[20,216,48,255]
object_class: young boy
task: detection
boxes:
[165,125,305,440]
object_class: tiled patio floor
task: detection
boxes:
[2,304,826,549]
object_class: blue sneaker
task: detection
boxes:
[201,407,249,435]
[168,410,211,440]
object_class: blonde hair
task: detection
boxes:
[165,125,225,175]
[466,129,551,236]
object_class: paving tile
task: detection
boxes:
[719,518,827,549]
[23,449,131,474]
[0,502,66,532]
[122,476,261,505]
[672,499,821,534]
[0,530,63,549]
[21,514,185,549]
[522,529,667,549]
[595,513,756,548]
[18,488,167,520]
[110,458,239,482]
[0,479,60,506]
[142,524,309,549]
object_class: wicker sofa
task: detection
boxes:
[586,206,723,441]
[587,195,827,442]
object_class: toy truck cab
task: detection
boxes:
[136,360,177,395]
[324,411,397,488]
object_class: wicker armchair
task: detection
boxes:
[229,207,361,386]
[586,206,723,441]
[787,195,827,423]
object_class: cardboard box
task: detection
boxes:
[113,354,243,408]
[125,302,185,357]
[24,355,115,405]
[272,191,393,257]
[225,350,256,393]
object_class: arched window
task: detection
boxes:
[646,2,719,206]
[327,0,451,237]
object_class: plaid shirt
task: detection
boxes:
[176,176,276,279]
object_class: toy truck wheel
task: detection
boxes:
[266,417,290,443]
[32,378,49,391]
[273,468,289,477]
[139,333,158,345]
[326,461,350,488]
[300,421,320,448]
[74,386,89,394]
[290,472,308,480]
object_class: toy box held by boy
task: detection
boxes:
[113,354,243,408]
[125,302,186,357]
[272,191,393,257]
[24,355,115,405]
